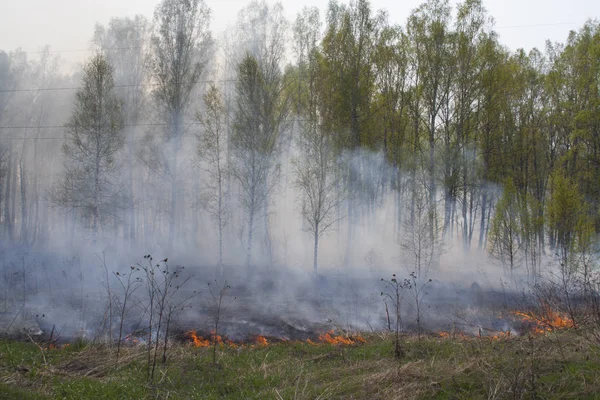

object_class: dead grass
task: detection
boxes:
[0,330,599,399]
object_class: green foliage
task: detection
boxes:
[546,171,595,275]
[51,53,125,234]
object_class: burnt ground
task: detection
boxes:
[168,265,538,342]
[3,262,541,344]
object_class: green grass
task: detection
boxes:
[1,332,599,399]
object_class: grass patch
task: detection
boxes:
[0,331,599,399]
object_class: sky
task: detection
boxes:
[0,0,598,67]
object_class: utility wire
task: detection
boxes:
[495,22,587,29]
[14,39,266,55]
[0,79,238,93]
[0,122,204,141]
[25,46,142,54]
[0,119,309,139]
[0,122,203,130]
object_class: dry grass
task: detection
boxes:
[1,330,599,399]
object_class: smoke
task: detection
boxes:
[0,136,535,343]
[1,2,571,343]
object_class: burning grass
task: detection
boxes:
[185,329,367,348]
[512,305,575,334]
[1,328,599,399]
[436,305,575,342]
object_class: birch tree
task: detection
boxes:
[150,0,212,249]
[94,15,150,242]
[52,54,125,236]
[196,84,228,272]
[231,54,287,267]
[292,7,345,272]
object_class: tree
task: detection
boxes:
[0,50,28,241]
[94,15,151,242]
[453,0,489,250]
[407,0,453,241]
[400,176,443,280]
[488,179,523,277]
[292,7,345,272]
[196,85,229,272]
[319,0,385,264]
[230,54,287,267]
[373,24,412,235]
[546,171,592,279]
[477,34,507,250]
[232,1,290,266]
[52,54,125,236]
[293,127,345,272]
[150,0,212,249]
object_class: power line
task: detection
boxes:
[0,79,237,94]
[0,122,203,130]
[0,119,309,139]
[25,46,142,54]
[13,39,266,56]
[495,22,587,29]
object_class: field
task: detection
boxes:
[1,329,599,399]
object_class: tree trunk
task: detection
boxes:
[169,113,183,252]
[19,157,27,244]
[9,157,16,241]
[246,199,255,268]
[218,172,223,274]
[4,155,13,239]
[479,189,488,250]
[32,138,40,244]
[127,128,135,242]
[169,165,177,251]
[313,224,319,273]
[92,153,101,237]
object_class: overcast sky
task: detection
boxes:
[0,0,598,67]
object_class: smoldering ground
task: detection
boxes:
[0,215,539,344]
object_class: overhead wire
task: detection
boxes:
[0,78,238,93]
[0,19,593,138]
[0,119,310,140]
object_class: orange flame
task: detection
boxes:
[44,343,71,351]
[489,330,511,340]
[255,336,268,346]
[353,335,367,343]
[210,331,223,345]
[317,330,356,345]
[438,331,470,340]
[186,330,366,348]
[187,330,210,347]
[512,306,574,335]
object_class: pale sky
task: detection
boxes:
[0,0,598,67]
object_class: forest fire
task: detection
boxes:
[436,306,575,341]
[185,330,366,348]
[187,331,211,347]
[318,331,366,345]
[512,306,574,334]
